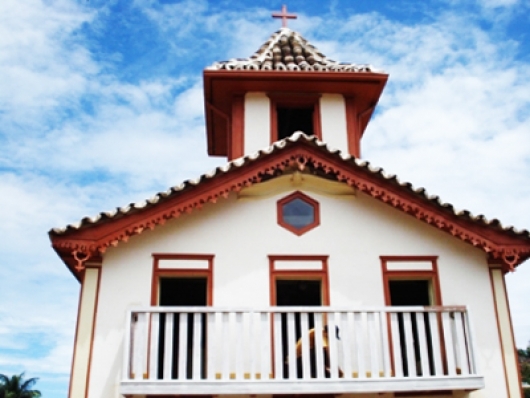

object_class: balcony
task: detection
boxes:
[121,306,484,396]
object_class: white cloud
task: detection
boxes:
[0,0,96,131]
[1,3,530,397]
[477,0,519,8]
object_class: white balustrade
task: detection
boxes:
[124,306,479,385]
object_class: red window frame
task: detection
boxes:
[277,191,320,236]
[269,94,322,142]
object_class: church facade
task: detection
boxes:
[50,24,529,398]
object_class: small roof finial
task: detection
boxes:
[272,4,297,28]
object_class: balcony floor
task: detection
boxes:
[121,375,485,395]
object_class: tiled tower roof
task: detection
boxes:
[206,28,379,72]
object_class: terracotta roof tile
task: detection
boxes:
[206,28,380,73]
[50,132,529,242]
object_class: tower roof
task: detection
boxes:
[203,28,388,157]
[206,28,381,73]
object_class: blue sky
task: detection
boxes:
[1,0,529,396]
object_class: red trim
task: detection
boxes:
[489,267,514,398]
[84,266,101,398]
[51,141,530,278]
[68,264,101,398]
[68,272,85,398]
[345,96,360,157]
[151,254,214,306]
[381,256,443,376]
[269,94,322,142]
[229,95,245,160]
[277,191,320,236]
[268,255,330,377]
[501,274,525,398]
[204,69,388,156]
[268,255,330,306]
[381,256,443,307]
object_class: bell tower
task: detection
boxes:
[203,10,388,160]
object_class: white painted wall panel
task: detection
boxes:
[87,178,507,397]
[157,258,209,269]
[320,94,349,153]
[273,260,323,270]
[385,260,433,271]
[244,93,270,155]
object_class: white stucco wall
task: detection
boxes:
[244,92,270,155]
[320,94,349,154]
[243,93,350,156]
[87,178,507,398]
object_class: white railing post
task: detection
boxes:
[367,312,379,379]
[273,312,283,380]
[355,311,367,379]
[299,312,311,379]
[286,312,297,379]
[134,312,148,380]
[207,312,216,380]
[442,311,456,376]
[314,311,325,379]
[379,310,391,378]
[454,311,469,375]
[192,312,203,380]
[428,311,443,376]
[327,312,339,379]
[416,312,430,377]
[221,311,230,380]
[341,312,353,379]
[148,313,160,380]
[234,311,244,380]
[122,305,482,391]
[122,310,134,381]
[164,312,174,380]
[464,307,480,375]
[389,311,403,378]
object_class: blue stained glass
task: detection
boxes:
[282,198,315,229]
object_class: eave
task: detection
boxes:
[49,134,530,281]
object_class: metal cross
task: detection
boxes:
[272,5,297,28]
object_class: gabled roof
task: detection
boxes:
[206,28,379,73]
[50,133,530,279]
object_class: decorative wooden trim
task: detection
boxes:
[51,142,530,278]
[84,265,101,398]
[68,275,85,398]
[277,191,320,236]
[151,254,214,306]
[502,275,525,398]
[68,264,101,398]
[489,268,511,398]
[229,95,245,160]
[269,93,322,143]
[489,268,523,398]
[345,96,360,158]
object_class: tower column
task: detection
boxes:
[69,265,101,398]
[345,96,361,158]
[490,267,523,398]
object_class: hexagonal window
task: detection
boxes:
[277,191,320,236]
